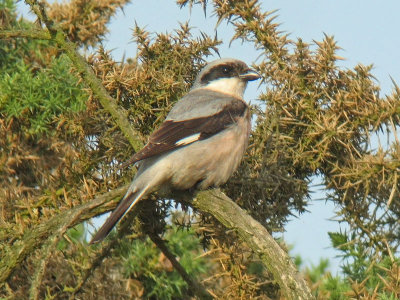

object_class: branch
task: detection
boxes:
[29,232,60,300]
[190,189,313,300]
[0,185,127,283]
[0,29,51,40]
[1,185,313,298]
[148,231,212,300]
[24,0,143,151]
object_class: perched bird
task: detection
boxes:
[90,58,260,243]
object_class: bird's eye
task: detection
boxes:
[221,66,233,76]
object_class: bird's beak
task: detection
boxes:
[239,68,261,81]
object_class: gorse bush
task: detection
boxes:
[1,0,400,298]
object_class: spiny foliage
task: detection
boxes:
[115,223,208,299]
[2,0,400,298]
[182,0,400,297]
[301,255,400,299]
[0,1,220,298]
[89,22,220,137]
[47,0,130,47]
[0,2,91,245]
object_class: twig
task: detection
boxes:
[148,231,213,300]
[0,29,50,40]
[68,241,115,300]
[29,234,59,300]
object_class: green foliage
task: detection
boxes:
[296,232,400,298]
[0,55,87,136]
[329,230,372,282]
[380,293,398,300]
[302,258,350,300]
[0,0,15,12]
[307,258,330,284]
[0,2,52,71]
[328,230,400,298]
[116,225,207,299]
[0,1,86,137]
[57,223,87,250]
[320,276,349,300]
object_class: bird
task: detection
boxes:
[90,58,261,243]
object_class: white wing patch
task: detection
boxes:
[175,133,201,146]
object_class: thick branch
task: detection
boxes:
[0,185,127,283]
[1,186,313,299]
[191,189,313,300]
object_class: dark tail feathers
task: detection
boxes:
[90,191,140,244]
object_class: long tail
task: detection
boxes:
[90,186,149,244]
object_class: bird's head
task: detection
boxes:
[192,58,261,98]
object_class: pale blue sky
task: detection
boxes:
[17,0,400,274]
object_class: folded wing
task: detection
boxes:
[121,99,248,168]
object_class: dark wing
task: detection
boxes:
[120,100,248,168]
